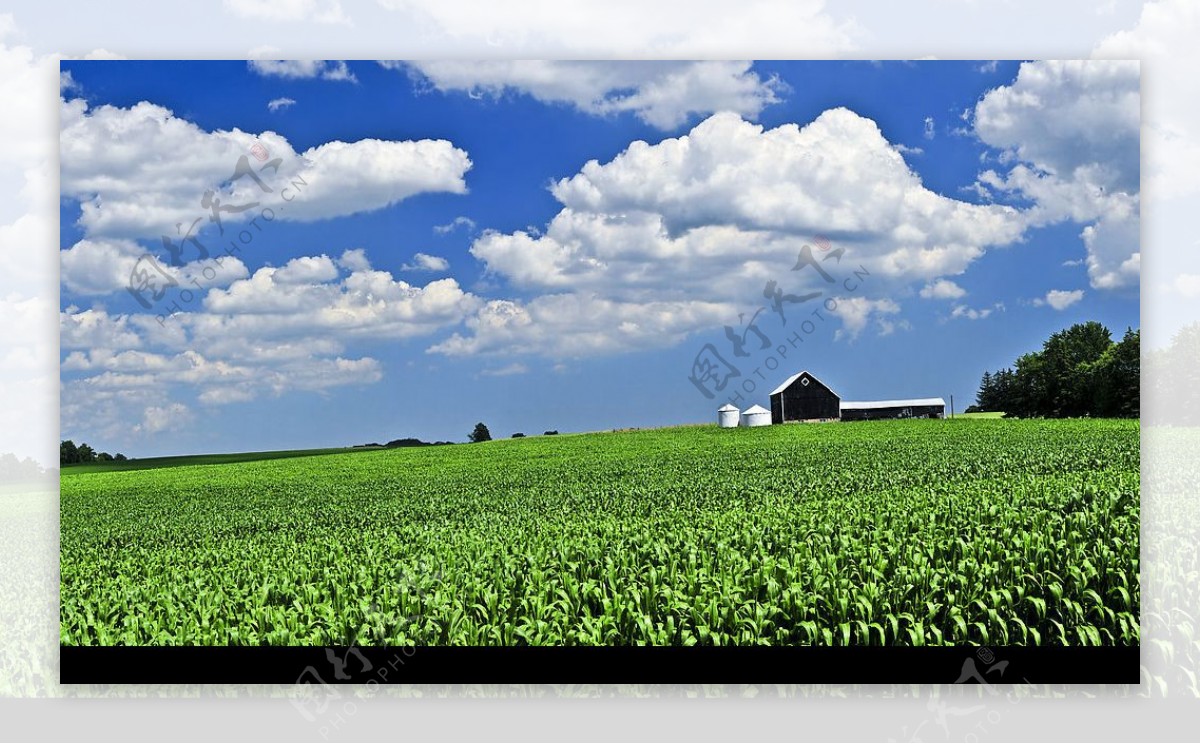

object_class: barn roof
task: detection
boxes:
[717,404,739,412]
[770,370,840,397]
[742,404,770,414]
[840,398,946,410]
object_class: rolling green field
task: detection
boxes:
[60,418,1139,646]
[59,446,372,474]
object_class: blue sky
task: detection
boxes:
[59,59,1140,456]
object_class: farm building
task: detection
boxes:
[839,398,946,421]
[769,370,841,423]
[769,370,945,423]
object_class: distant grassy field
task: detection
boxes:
[59,447,374,474]
[60,418,1139,647]
[958,411,1006,419]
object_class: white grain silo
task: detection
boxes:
[717,404,740,428]
[740,404,771,427]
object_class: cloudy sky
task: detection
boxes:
[57,58,1139,455]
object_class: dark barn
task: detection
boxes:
[839,398,946,421]
[768,370,946,423]
[770,370,841,423]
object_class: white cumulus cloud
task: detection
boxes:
[60,248,481,438]
[400,60,785,130]
[433,215,476,234]
[401,253,450,272]
[60,238,249,297]
[267,97,296,112]
[950,302,1005,321]
[973,59,1140,290]
[442,108,1024,355]
[475,110,1022,297]
[248,58,355,81]
[830,297,905,340]
[1034,288,1085,310]
[919,279,967,300]
[429,294,734,358]
[60,98,471,242]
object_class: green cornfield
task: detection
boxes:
[60,418,1139,646]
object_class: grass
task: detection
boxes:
[957,411,1006,419]
[60,418,1139,646]
[59,446,378,474]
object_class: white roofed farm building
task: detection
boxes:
[768,370,945,423]
[839,397,946,421]
[768,370,841,423]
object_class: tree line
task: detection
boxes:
[469,423,558,442]
[0,453,47,481]
[971,321,1139,418]
[60,440,126,465]
[1144,321,1200,425]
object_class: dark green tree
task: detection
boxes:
[1092,327,1140,418]
[1042,321,1113,416]
[992,368,1015,412]
[975,370,994,410]
[468,422,492,443]
[979,322,1138,419]
[1007,351,1049,418]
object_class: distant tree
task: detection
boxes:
[1007,351,1049,418]
[975,371,994,410]
[1043,321,1112,416]
[60,440,79,466]
[0,453,44,480]
[964,404,982,414]
[511,433,525,438]
[1145,323,1200,424]
[543,430,558,436]
[60,439,114,465]
[114,453,128,461]
[468,422,492,443]
[76,443,96,463]
[992,368,1015,412]
[1084,327,1140,418]
[386,438,432,448]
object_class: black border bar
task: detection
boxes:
[60,645,1139,685]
